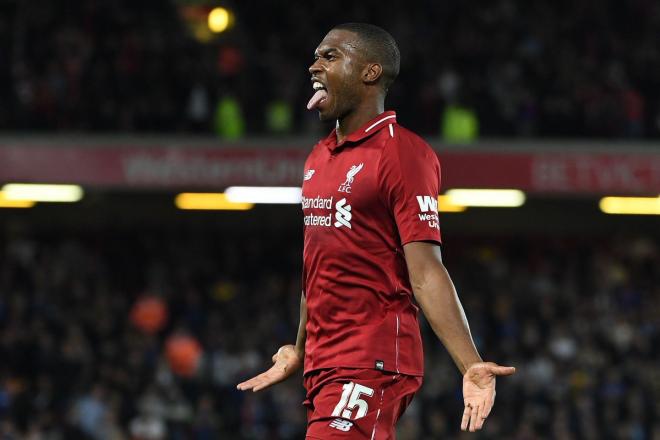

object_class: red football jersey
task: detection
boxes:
[301,111,442,377]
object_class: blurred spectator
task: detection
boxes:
[185,83,211,132]
[213,94,245,139]
[265,100,294,135]
[71,385,108,438]
[441,103,479,143]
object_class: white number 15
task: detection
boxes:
[331,382,375,420]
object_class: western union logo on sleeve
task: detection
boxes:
[416,195,439,230]
[416,195,438,212]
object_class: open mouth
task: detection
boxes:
[307,80,328,110]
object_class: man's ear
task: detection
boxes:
[363,63,383,84]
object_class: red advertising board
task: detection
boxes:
[0,144,658,194]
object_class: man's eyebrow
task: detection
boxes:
[314,46,339,56]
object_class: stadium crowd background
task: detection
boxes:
[1,229,658,439]
[1,0,659,138]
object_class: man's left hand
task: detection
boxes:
[461,362,516,432]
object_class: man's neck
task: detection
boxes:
[336,100,385,144]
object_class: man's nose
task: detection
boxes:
[309,61,322,75]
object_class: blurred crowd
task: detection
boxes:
[1,0,660,138]
[0,227,658,439]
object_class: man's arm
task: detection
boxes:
[404,241,480,373]
[403,241,515,431]
[236,293,306,392]
[294,293,307,358]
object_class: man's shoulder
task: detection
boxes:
[384,123,436,158]
[311,136,327,150]
[307,137,328,159]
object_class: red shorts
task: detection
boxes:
[303,367,422,439]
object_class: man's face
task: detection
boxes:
[308,30,365,121]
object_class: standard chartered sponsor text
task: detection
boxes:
[301,195,334,209]
[302,195,334,227]
[304,212,333,226]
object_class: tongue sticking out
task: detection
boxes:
[307,89,328,110]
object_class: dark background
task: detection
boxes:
[0,1,659,439]
[2,0,659,138]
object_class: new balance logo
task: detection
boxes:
[304,169,315,181]
[338,163,364,193]
[334,198,352,229]
[416,195,438,212]
[329,418,354,432]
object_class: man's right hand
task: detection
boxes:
[236,344,303,392]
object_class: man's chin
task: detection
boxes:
[318,110,334,122]
[318,105,340,122]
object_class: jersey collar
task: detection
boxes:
[322,111,397,151]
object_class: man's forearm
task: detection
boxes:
[412,262,481,374]
[295,293,307,357]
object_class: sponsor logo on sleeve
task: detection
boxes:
[416,195,439,230]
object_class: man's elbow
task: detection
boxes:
[409,268,434,297]
[409,260,446,297]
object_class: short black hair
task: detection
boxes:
[333,23,400,91]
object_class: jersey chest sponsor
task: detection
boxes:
[302,196,352,229]
[302,163,367,230]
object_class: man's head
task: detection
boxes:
[308,23,400,121]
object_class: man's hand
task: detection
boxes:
[461,362,516,432]
[236,345,303,392]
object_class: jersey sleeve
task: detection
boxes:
[378,133,442,245]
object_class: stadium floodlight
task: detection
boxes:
[225,186,302,204]
[437,195,467,212]
[0,191,36,208]
[599,196,660,215]
[1,184,83,202]
[175,193,254,211]
[208,7,230,33]
[445,189,526,207]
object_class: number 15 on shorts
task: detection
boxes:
[332,382,375,420]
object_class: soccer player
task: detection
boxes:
[237,23,515,438]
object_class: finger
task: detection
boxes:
[252,380,273,392]
[273,348,284,363]
[237,372,268,390]
[469,403,479,432]
[250,369,283,392]
[237,378,259,391]
[237,377,256,390]
[272,346,288,363]
[249,378,270,392]
[483,392,496,418]
[475,403,485,430]
[491,365,516,376]
[460,404,471,431]
[237,382,253,391]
